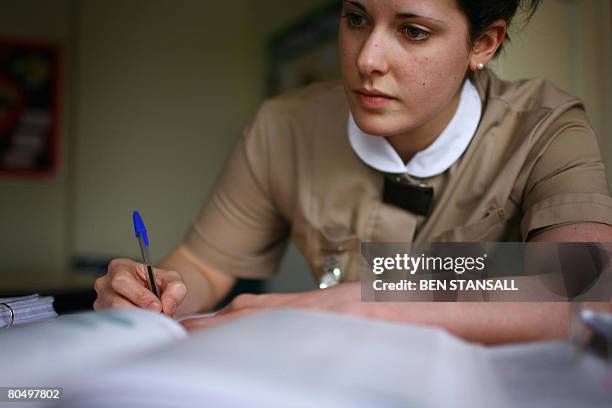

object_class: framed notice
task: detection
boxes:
[0,38,61,178]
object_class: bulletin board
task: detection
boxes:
[0,38,61,178]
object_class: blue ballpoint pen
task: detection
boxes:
[132,211,160,298]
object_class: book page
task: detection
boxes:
[61,309,508,408]
[0,308,187,387]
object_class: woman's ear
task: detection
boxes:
[469,20,507,71]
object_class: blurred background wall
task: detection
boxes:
[0,0,610,296]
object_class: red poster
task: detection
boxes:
[0,38,61,178]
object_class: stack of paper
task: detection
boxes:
[0,294,58,328]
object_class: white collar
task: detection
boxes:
[348,79,482,178]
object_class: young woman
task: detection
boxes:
[94,0,612,344]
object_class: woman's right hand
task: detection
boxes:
[93,258,188,317]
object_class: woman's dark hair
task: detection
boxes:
[455,0,542,57]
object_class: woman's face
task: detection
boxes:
[340,0,473,138]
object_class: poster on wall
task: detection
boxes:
[267,2,341,96]
[0,38,60,178]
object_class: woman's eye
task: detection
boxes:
[342,12,368,28]
[400,25,430,41]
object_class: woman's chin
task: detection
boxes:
[351,110,410,137]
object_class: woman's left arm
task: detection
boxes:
[529,222,612,242]
[181,222,612,344]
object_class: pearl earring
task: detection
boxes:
[476,63,485,70]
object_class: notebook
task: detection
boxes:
[0,308,505,407]
[0,294,57,328]
[0,308,609,407]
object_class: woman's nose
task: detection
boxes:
[356,31,390,76]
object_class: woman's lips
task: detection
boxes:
[355,90,395,110]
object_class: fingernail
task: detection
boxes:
[168,302,176,315]
[148,301,161,311]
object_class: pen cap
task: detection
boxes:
[132,211,150,247]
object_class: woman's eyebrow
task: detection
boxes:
[396,12,444,24]
[343,0,367,12]
[342,1,444,24]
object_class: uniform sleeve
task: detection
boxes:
[520,105,612,240]
[182,102,290,278]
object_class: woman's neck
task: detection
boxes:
[385,88,462,164]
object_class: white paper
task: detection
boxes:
[61,309,509,408]
[0,308,187,386]
[176,311,217,322]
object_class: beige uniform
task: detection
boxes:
[184,69,612,282]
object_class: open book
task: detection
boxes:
[0,308,609,407]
